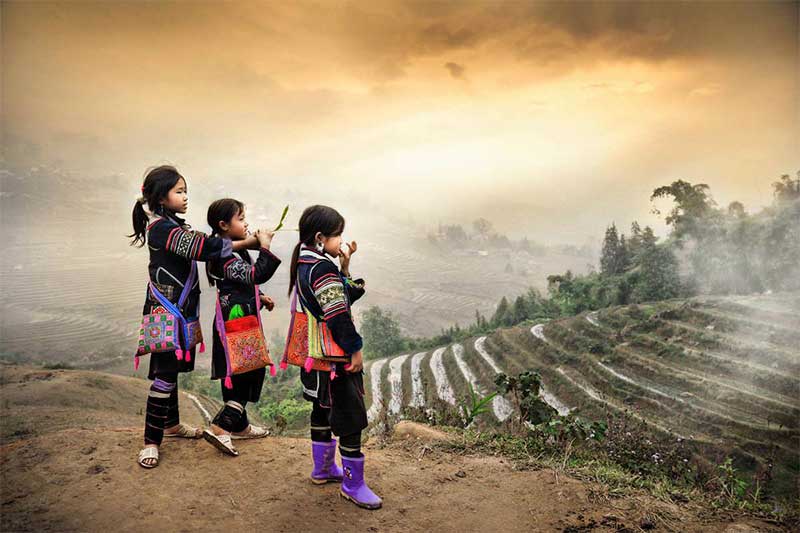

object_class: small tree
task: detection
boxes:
[361,306,405,358]
[491,296,512,327]
[494,371,557,429]
[600,224,621,275]
[632,227,681,302]
[472,218,494,240]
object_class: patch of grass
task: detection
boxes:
[431,418,798,526]
[41,362,73,370]
[83,376,111,389]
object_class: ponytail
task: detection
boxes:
[128,199,149,247]
[287,242,302,296]
[206,219,220,287]
[127,165,184,247]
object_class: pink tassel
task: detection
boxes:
[270,364,277,377]
[303,357,314,373]
[224,376,233,389]
[199,342,206,353]
[134,355,140,370]
[175,348,184,361]
[185,351,192,362]
[279,360,288,370]
[330,369,337,380]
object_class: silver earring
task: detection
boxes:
[315,241,324,253]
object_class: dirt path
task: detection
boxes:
[0,366,787,533]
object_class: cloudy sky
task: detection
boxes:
[2,1,798,242]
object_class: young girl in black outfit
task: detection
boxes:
[203,198,281,456]
[129,166,258,469]
[288,205,381,509]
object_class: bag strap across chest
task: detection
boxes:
[145,261,198,361]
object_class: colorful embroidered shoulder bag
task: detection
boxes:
[281,283,349,379]
[135,261,204,369]
[214,284,274,389]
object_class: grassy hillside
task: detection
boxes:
[363,291,800,500]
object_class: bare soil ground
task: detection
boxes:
[0,365,787,532]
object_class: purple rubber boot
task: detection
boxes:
[340,455,382,510]
[310,439,344,484]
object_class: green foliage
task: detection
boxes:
[600,223,629,275]
[372,172,798,359]
[651,180,714,239]
[495,370,556,426]
[361,306,406,359]
[652,173,800,293]
[540,415,607,445]
[258,398,312,430]
[494,370,606,451]
[772,172,800,203]
[458,383,497,427]
[630,227,681,302]
[715,458,750,506]
[179,372,223,401]
[491,296,512,327]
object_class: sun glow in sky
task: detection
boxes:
[2,1,798,242]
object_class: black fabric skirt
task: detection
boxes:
[301,367,367,436]
[147,348,196,380]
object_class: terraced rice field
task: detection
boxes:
[364,292,800,496]
[0,213,591,371]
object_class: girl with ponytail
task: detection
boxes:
[129,166,259,469]
[285,205,381,510]
[202,198,281,456]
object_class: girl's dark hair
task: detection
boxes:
[128,165,185,247]
[205,198,245,286]
[289,205,345,296]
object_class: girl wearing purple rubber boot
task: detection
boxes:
[286,205,382,510]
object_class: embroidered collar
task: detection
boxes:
[147,209,189,230]
[298,244,336,265]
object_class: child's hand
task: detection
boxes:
[238,234,260,251]
[339,240,357,276]
[341,240,357,257]
[256,229,275,249]
[344,350,363,373]
[259,294,275,311]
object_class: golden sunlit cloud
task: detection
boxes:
[2,0,797,241]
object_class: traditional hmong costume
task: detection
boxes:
[206,246,281,434]
[288,245,381,509]
[140,208,232,446]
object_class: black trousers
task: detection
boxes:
[301,367,368,437]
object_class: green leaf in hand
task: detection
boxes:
[273,206,289,232]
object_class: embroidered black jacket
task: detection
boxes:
[141,211,232,318]
[207,247,282,318]
[296,245,365,355]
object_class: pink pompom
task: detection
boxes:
[303,357,314,373]
[224,376,233,389]
[185,351,192,362]
[175,348,184,361]
[270,364,277,377]
[330,369,337,380]
[134,355,140,371]
[279,360,288,370]
[199,342,206,353]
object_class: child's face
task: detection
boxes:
[319,233,343,257]
[161,178,188,214]
[223,209,249,240]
